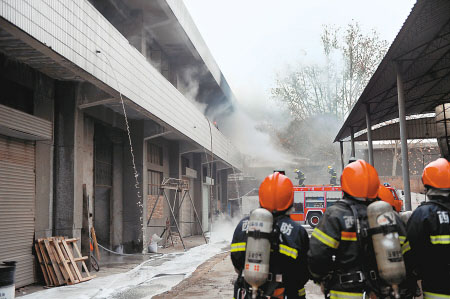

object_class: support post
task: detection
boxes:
[365,104,374,166]
[350,127,356,158]
[340,141,345,172]
[396,65,412,211]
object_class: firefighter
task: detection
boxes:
[231,172,310,298]
[308,160,412,298]
[328,166,337,186]
[294,169,306,187]
[406,158,450,298]
[378,185,403,213]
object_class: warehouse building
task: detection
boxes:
[0,0,241,287]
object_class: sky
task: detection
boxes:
[183,0,416,120]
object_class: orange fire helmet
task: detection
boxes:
[259,172,294,213]
[422,158,450,189]
[341,160,380,200]
[378,185,402,212]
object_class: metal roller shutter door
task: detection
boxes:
[0,135,35,287]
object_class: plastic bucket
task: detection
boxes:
[0,261,16,299]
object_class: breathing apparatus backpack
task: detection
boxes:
[340,200,407,298]
[235,208,287,299]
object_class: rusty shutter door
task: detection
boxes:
[0,135,36,287]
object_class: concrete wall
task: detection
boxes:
[111,141,123,250]
[34,72,55,239]
[0,0,242,170]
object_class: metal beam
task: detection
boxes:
[143,131,172,141]
[365,104,374,166]
[396,64,412,211]
[78,98,118,109]
[350,127,356,157]
[202,160,221,165]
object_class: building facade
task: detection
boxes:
[0,0,241,287]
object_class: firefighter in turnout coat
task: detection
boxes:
[231,172,310,298]
[308,160,411,299]
[406,158,450,298]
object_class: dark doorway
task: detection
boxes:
[94,124,113,247]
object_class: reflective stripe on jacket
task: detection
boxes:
[406,200,450,295]
[231,215,309,298]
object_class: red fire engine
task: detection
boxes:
[290,184,403,227]
[290,185,342,227]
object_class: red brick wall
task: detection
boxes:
[147,195,164,220]
[379,176,424,193]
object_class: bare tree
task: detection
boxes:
[271,22,388,121]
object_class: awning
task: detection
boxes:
[353,116,436,141]
[335,0,450,142]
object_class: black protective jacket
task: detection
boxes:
[406,199,450,296]
[231,214,310,298]
[308,198,411,297]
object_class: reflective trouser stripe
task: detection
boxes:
[399,235,406,244]
[430,235,450,245]
[423,291,450,299]
[312,228,340,249]
[401,241,411,254]
[329,290,363,299]
[231,242,246,252]
[298,288,306,296]
[279,244,298,259]
[341,231,357,241]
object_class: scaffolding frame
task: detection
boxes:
[146,178,207,250]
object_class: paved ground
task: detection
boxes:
[154,251,323,299]
[16,235,209,297]
[15,224,336,298]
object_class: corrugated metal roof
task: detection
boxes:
[335,0,450,142]
[353,117,436,141]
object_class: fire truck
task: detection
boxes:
[290,185,342,227]
[290,184,403,227]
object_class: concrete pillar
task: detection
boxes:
[396,66,412,211]
[193,153,203,235]
[34,73,55,239]
[350,127,356,158]
[53,82,84,239]
[365,104,374,166]
[81,117,94,261]
[112,141,124,249]
[220,169,229,213]
[122,120,145,252]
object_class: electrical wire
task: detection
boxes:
[95,49,144,242]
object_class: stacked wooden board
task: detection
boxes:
[35,237,95,287]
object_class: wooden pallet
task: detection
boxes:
[36,237,95,287]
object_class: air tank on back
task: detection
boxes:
[367,201,406,298]
[400,211,413,224]
[244,208,273,299]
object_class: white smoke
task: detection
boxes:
[219,88,295,167]
[210,213,242,243]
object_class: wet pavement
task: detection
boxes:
[16,235,212,298]
[154,251,323,299]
